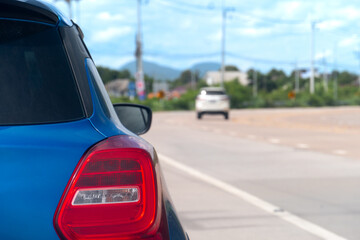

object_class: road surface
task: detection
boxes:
[143,107,360,240]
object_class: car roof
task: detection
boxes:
[0,0,72,26]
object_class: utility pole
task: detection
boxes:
[310,21,316,94]
[65,0,72,19]
[333,44,338,102]
[220,0,234,88]
[356,41,360,88]
[221,2,225,88]
[322,53,328,92]
[191,71,195,90]
[295,61,299,93]
[253,69,257,98]
[358,57,360,88]
[135,0,146,100]
[354,50,360,88]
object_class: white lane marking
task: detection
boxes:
[159,153,347,240]
[333,150,347,155]
[247,134,257,139]
[297,143,309,149]
[269,138,280,144]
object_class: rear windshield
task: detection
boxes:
[204,90,226,95]
[0,20,84,125]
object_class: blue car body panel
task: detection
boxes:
[0,1,188,239]
[0,119,105,239]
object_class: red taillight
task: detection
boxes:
[54,135,161,239]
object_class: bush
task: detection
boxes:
[110,77,360,111]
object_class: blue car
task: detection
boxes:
[0,1,188,239]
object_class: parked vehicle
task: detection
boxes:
[195,87,230,119]
[0,1,188,239]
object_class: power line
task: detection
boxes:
[220,1,235,88]
[230,11,303,25]
[155,0,304,25]
[154,0,215,15]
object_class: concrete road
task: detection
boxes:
[143,107,360,240]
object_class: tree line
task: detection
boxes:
[98,65,360,111]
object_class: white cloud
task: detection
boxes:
[92,27,133,43]
[339,35,359,48]
[274,1,303,19]
[235,27,272,37]
[179,19,193,30]
[315,49,332,60]
[337,7,360,21]
[250,1,305,21]
[96,12,124,21]
[317,20,344,31]
[207,30,222,42]
[41,0,360,72]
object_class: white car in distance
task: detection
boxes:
[195,87,230,120]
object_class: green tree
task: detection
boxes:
[336,71,357,86]
[171,70,199,89]
[225,65,239,71]
[144,74,154,93]
[224,79,252,108]
[97,66,131,84]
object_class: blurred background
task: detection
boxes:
[46,1,360,239]
[47,0,360,109]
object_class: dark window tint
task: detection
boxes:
[206,91,226,95]
[0,20,84,125]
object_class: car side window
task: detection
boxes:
[0,20,85,125]
[86,59,120,123]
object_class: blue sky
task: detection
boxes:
[45,0,360,74]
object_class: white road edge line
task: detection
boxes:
[333,150,347,155]
[158,153,347,240]
[297,143,309,149]
[269,138,280,144]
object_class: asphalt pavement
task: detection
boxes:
[143,107,360,240]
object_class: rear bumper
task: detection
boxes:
[197,111,228,115]
[195,100,229,112]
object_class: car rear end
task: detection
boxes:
[0,1,187,239]
[195,87,230,119]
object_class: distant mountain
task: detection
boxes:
[120,61,222,81]
[120,61,181,81]
[190,62,221,78]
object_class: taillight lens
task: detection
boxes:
[54,135,160,239]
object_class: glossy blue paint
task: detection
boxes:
[38,1,72,27]
[85,58,127,138]
[0,119,105,239]
[0,17,56,27]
